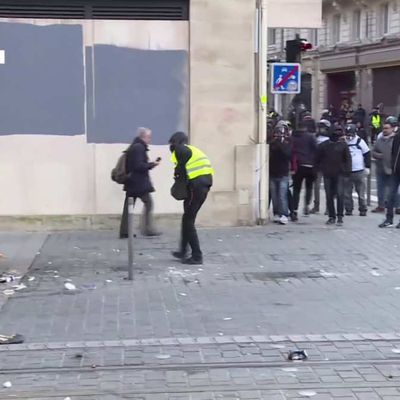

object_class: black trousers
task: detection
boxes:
[324,175,345,219]
[293,165,316,211]
[119,193,154,238]
[180,182,210,260]
[386,175,400,221]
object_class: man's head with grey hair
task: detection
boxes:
[137,127,152,145]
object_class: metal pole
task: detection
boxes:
[258,0,268,224]
[127,197,134,281]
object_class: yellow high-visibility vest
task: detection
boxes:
[372,115,381,129]
[171,145,214,180]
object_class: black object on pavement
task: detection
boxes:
[288,350,308,361]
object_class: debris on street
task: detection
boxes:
[288,350,308,361]
[64,283,76,291]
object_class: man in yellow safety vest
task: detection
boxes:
[169,132,213,265]
[370,107,382,144]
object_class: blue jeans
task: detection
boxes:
[386,175,400,221]
[270,176,289,217]
[377,172,400,209]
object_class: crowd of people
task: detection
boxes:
[268,104,400,228]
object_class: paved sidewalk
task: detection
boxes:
[1,213,400,399]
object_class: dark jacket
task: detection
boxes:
[269,139,291,178]
[315,140,352,177]
[292,130,317,167]
[124,137,155,196]
[391,133,400,177]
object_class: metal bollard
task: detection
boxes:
[127,197,135,281]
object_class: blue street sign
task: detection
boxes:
[271,63,301,94]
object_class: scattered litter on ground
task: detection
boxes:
[73,246,80,250]
[74,353,83,359]
[198,268,203,272]
[288,350,308,361]
[218,332,224,336]
[65,278,72,282]
[179,293,187,297]
[395,287,400,290]
[36,252,41,255]
[13,284,26,291]
[155,354,171,359]
[28,277,35,282]
[91,364,96,369]
[259,265,265,269]
[270,344,286,349]
[223,317,232,321]
[282,367,298,372]
[298,390,316,397]
[54,275,60,278]
[48,262,53,265]
[217,239,223,242]
[370,270,382,277]
[64,397,72,400]
[319,269,336,278]
[392,348,400,354]
[82,284,96,290]
[0,334,24,345]
[3,289,15,296]
[64,283,76,291]
[3,381,12,388]
[106,280,113,283]
[0,275,17,284]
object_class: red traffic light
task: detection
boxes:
[301,40,313,51]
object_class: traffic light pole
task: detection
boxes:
[257,0,269,224]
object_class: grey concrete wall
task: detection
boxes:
[86,46,188,145]
[0,22,85,135]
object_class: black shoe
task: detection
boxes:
[326,218,336,225]
[144,231,162,237]
[182,257,203,265]
[336,217,343,226]
[310,207,319,214]
[379,220,393,228]
[396,222,400,229]
[304,206,310,216]
[290,211,298,222]
[396,209,400,215]
[119,234,128,239]
[345,211,353,216]
[359,211,367,217]
[172,251,186,260]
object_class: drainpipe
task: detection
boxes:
[257,0,268,224]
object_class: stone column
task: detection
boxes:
[190,0,257,226]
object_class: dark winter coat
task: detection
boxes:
[292,130,317,167]
[391,133,400,177]
[315,140,352,177]
[124,137,155,197]
[269,139,292,178]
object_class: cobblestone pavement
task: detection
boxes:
[1,212,400,398]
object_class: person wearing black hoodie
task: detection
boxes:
[315,126,352,226]
[119,127,160,238]
[379,128,400,228]
[291,121,318,220]
[169,132,213,265]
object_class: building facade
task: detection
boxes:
[268,0,400,120]
[0,0,258,228]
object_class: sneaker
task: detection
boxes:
[324,210,329,216]
[279,215,288,225]
[396,209,400,215]
[273,215,280,223]
[182,257,203,265]
[372,207,385,213]
[336,217,343,226]
[326,218,336,225]
[310,207,319,214]
[303,206,310,216]
[379,220,393,228]
[290,211,298,222]
[396,222,400,229]
[345,210,353,216]
[359,210,367,217]
[172,251,186,260]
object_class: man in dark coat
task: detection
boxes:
[119,127,160,238]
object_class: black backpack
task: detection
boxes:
[111,152,129,184]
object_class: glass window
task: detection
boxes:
[268,28,277,45]
[332,14,341,44]
[352,9,361,40]
[380,3,389,35]
[309,28,319,47]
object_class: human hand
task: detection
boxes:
[365,168,370,176]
